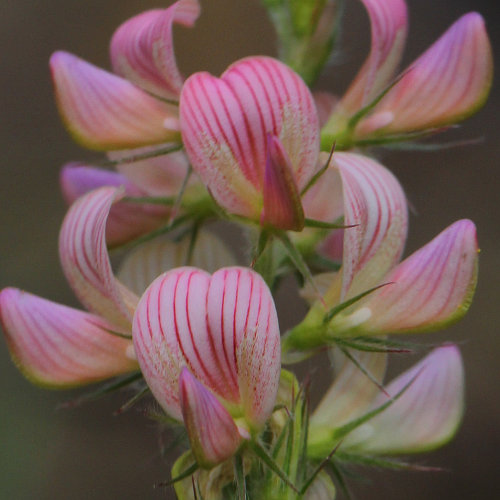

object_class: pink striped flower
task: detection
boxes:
[321,0,493,146]
[132,266,281,467]
[290,152,477,346]
[50,0,200,151]
[309,345,465,457]
[179,56,320,230]
[0,187,234,388]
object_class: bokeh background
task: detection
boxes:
[0,0,498,498]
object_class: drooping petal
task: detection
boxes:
[356,12,493,137]
[350,219,478,335]
[50,51,179,150]
[60,164,169,247]
[332,0,408,115]
[343,345,464,454]
[179,368,245,468]
[335,152,408,301]
[118,231,237,296]
[132,267,280,428]
[110,0,200,99]
[262,135,304,231]
[180,56,319,220]
[59,187,139,329]
[0,288,137,387]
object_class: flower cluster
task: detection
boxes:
[0,0,492,498]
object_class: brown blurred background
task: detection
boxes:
[0,1,498,498]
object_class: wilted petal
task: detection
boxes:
[110,0,200,99]
[356,219,478,334]
[50,51,179,150]
[0,288,137,387]
[179,368,244,468]
[132,267,280,429]
[59,187,139,329]
[356,13,493,136]
[335,0,408,114]
[343,345,464,454]
[118,231,237,296]
[262,135,304,230]
[335,152,408,300]
[180,56,319,220]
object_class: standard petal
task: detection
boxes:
[334,152,408,301]
[331,0,408,115]
[179,368,244,468]
[0,288,137,387]
[50,51,179,150]
[118,231,237,296]
[353,219,478,335]
[343,345,464,454]
[356,12,494,137]
[59,187,139,329]
[132,267,280,428]
[110,0,200,99]
[180,56,319,219]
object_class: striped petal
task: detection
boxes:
[59,187,139,329]
[110,0,200,99]
[50,51,179,150]
[180,56,319,220]
[118,231,237,296]
[179,368,245,468]
[356,13,493,137]
[335,152,408,301]
[343,345,464,454]
[60,164,169,247]
[348,219,478,335]
[132,267,280,429]
[0,288,137,388]
[330,0,408,117]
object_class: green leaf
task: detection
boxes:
[234,453,248,500]
[98,144,184,167]
[156,462,199,488]
[336,451,444,472]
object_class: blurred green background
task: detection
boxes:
[0,1,498,498]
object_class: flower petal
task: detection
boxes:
[356,12,493,136]
[180,56,319,219]
[262,135,304,230]
[333,0,408,114]
[335,152,408,301]
[132,267,280,428]
[343,345,464,454]
[110,0,200,99]
[355,219,478,334]
[118,231,237,296]
[179,368,244,468]
[0,288,137,387]
[50,51,179,150]
[59,187,139,329]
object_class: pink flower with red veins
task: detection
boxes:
[132,266,281,468]
[180,56,320,231]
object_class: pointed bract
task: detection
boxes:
[110,0,200,99]
[0,288,137,387]
[50,51,179,150]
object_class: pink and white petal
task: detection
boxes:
[0,288,137,388]
[180,57,319,218]
[50,51,179,150]
[132,267,280,428]
[335,0,408,114]
[110,0,200,99]
[335,152,408,300]
[343,345,464,454]
[357,219,478,335]
[118,231,237,296]
[179,368,244,468]
[262,135,304,231]
[59,187,139,329]
[357,13,493,136]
